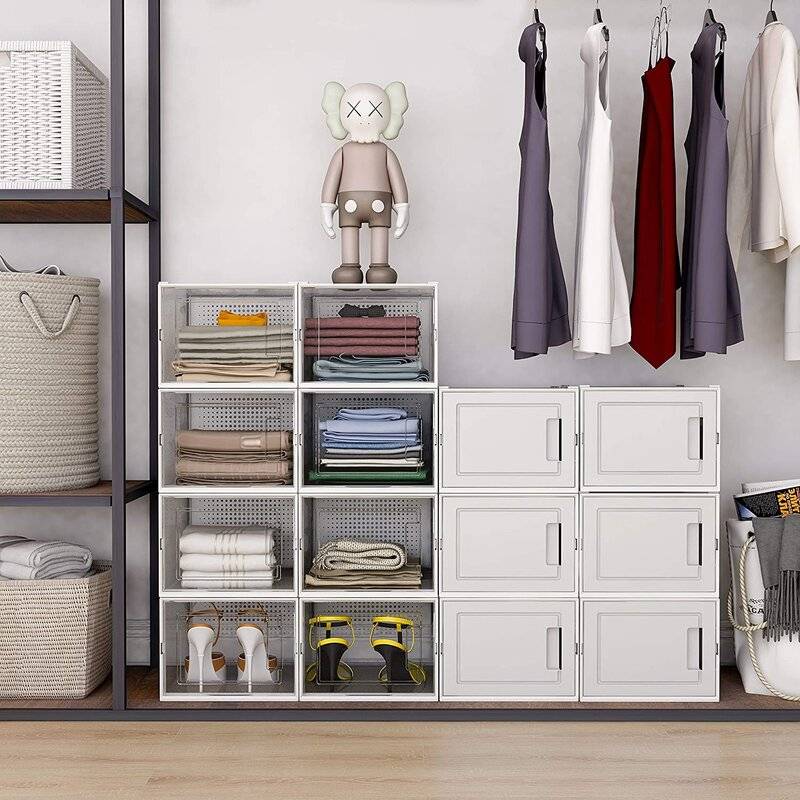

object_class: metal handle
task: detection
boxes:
[686,522,703,567]
[687,627,704,670]
[687,417,704,460]
[545,522,562,567]
[545,417,563,462]
[546,626,562,671]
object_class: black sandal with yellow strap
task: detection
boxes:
[370,615,426,686]
[306,615,355,684]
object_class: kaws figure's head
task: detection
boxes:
[322,82,408,143]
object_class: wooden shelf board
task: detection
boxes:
[0,190,155,224]
[0,480,154,507]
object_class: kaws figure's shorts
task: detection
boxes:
[338,191,392,228]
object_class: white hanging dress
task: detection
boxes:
[572,23,631,359]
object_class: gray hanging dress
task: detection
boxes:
[511,24,570,359]
[681,22,744,358]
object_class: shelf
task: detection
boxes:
[0,480,155,508]
[0,190,157,224]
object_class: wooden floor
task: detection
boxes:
[0,720,799,799]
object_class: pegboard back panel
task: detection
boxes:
[309,497,430,563]
[187,295,295,327]
[183,394,295,432]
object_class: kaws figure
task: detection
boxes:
[321,81,410,284]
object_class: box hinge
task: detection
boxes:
[157,328,162,342]
[716,432,720,445]
[159,537,163,552]
[296,432,302,447]
[160,643,164,655]
[575,537,579,551]
[715,538,720,551]
[158,433,163,447]
[575,642,580,655]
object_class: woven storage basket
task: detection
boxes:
[0,41,109,189]
[0,563,112,699]
[0,267,101,492]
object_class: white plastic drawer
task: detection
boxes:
[581,600,719,701]
[581,495,718,594]
[440,389,577,490]
[440,496,576,593]
[581,388,719,491]
[440,599,577,699]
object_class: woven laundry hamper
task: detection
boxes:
[0,41,109,189]
[0,263,101,493]
[0,563,112,699]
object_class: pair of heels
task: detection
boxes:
[306,614,426,686]
[185,605,277,689]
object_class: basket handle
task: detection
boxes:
[0,252,64,276]
[19,292,82,340]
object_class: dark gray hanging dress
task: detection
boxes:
[681,22,744,358]
[511,24,570,359]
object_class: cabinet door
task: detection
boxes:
[441,600,577,698]
[581,388,719,490]
[441,496,576,593]
[581,600,719,700]
[581,495,718,594]
[440,390,577,490]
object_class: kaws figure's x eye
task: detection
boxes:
[346,100,361,117]
[368,101,383,117]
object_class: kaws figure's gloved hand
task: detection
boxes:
[393,203,410,239]
[321,203,337,239]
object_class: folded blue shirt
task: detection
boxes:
[334,408,408,421]
[320,417,420,436]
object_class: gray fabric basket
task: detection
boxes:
[0,260,100,492]
[0,563,112,699]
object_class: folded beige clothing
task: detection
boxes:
[178,324,293,341]
[172,361,292,382]
[176,430,292,454]
[177,450,289,462]
[305,564,422,588]
[176,458,292,485]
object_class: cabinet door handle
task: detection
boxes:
[687,416,704,460]
[545,522,562,566]
[687,626,704,670]
[546,417,563,462]
[546,626,562,671]
[686,522,703,566]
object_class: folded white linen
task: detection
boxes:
[0,561,92,580]
[179,526,275,555]
[0,535,92,569]
[179,553,277,573]
[180,578,275,589]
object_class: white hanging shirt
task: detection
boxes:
[728,22,800,360]
[572,23,631,359]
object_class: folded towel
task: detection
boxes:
[323,446,422,456]
[320,418,419,436]
[308,468,428,483]
[0,535,92,570]
[0,561,92,580]
[304,346,418,357]
[305,316,420,331]
[312,540,406,571]
[179,553,277,572]
[176,459,292,485]
[305,334,419,345]
[179,350,294,362]
[217,310,268,326]
[180,578,275,589]
[312,356,428,382]
[179,526,275,555]
[335,408,407,420]
[320,439,420,450]
[306,564,422,588]
[176,430,291,454]
[320,458,424,468]
[181,570,277,578]
[178,324,292,341]
[172,361,292,382]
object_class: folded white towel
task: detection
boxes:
[0,536,92,569]
[180,570,277,578]
[0,561,92,581]
[179,526,275,556]
[179,553,277,573]
[180,578,275,589]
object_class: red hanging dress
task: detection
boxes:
[630,56,680,369]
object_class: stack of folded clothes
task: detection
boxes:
[309,407,427,483]
[179,525,277,589]
[305,539,422,588]
[172,309,293,383]
[305,313,426,382]
[0,535,93,580]
[176,430,293,486]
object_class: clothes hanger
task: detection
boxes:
[765,1,778,27]
[648,15,661,69]
[657,4,671,60]
[703,6,727,46]
[593,1,610,43]
[532,0,546,51]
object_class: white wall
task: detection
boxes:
[3,0,800,662]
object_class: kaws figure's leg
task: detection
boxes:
[366,227,397,284]
[332,227,363,284]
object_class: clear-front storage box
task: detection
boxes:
[160,495,297,595]
[300,496,436,594]
[158,284,297,387]
[301,390,436,489]
[301,600,436,700]
[299,284,437,386]
[159,390,297,491]
[160,599,297,701]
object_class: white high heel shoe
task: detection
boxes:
[236,606,277,686]
[184,606,225,689]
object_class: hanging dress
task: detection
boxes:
[681,22,743,359]
[572,23,630,359]
[630,56,680,368]
[511,23,571,359]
